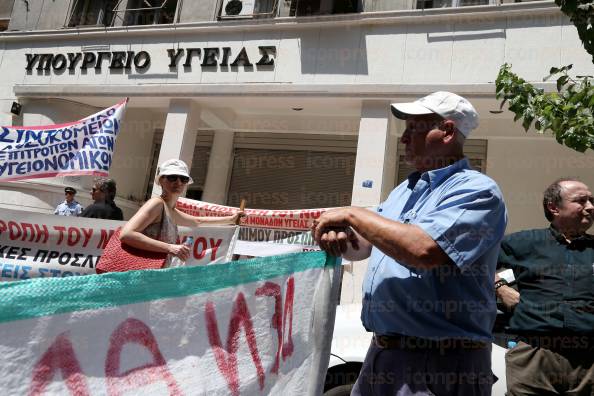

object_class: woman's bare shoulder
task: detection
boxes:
[139,197,165,214]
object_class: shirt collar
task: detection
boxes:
[549,225,594,245]
[406,157,471,190]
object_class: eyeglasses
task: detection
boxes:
[165,175,190,184]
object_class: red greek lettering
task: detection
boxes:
[98,229,115,250]
[67,227,81,247]
[8,221,21,240]
[34,224,49,243]
[21,223,35,241]
[28,332,90,396]
[105,318,182,396]
[205,293,265,396]
[193,237,207,260]
[255,282,282,374]
[53,226,67,245]
[81,228,93,248]
[209,238,222,261]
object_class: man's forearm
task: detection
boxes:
[344,207,449,270]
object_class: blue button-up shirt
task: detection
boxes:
[361,158,507,341]
[54,200,83,216]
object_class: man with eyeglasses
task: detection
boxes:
[80,178,124,221]
[497,178,594,396]
[312,92,507,395]
[54,186,83,216]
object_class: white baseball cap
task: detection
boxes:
[155,159,194,186]
[390,91,479,137]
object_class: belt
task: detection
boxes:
[373,334,488,351]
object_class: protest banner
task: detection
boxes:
[0,99,127,181]
[177,199,325,253]
[0,208,237,281]
[0,251,341,396]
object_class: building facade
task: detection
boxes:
[0,0,592,301]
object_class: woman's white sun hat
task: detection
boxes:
[154,159,194,186]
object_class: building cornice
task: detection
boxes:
[0,1,562,43]
[14,82,558,99]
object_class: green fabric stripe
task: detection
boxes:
[0,251,337,324]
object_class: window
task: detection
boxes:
[416,0,489,7]
[0,0,11,31]
[120,0,179,26]
[289,0,359,16]
[67,0,117,27]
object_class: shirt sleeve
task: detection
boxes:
[497,237,515,270]
[415,187,507,270]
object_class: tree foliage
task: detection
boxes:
[494,0,594,153]
[495,64,594,152]
[555,0,594,62]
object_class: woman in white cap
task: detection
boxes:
[120,159,243,267]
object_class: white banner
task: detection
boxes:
[177,199,324,254]
[0,251,341,396]
[0,208,237,281]
[0,99,127,181]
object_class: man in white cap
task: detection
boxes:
[313,92,507,395]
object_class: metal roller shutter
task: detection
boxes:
[227,133,357,210]
[395,138,488,184]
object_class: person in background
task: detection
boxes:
[104,177,124,219]
[312,92,507,396]
[80,178,124,220]
[54,186,83,216]
[497,178,594,396]
[120,159,243,267]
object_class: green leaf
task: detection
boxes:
[557,75,569,91]
[495,63,594,153]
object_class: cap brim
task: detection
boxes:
[390,102,435,119]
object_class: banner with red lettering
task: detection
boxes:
[0,99,127,181]
[0,208,237,281]
[0,251,341,396]
[177,198,328,253]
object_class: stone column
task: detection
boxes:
[202,130,235,204]
[152,99,199,196]
[342,100,397,304]
[351,100,396,207]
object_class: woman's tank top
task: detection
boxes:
[141,199,178,267]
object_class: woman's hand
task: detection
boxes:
[168,243,190,261]
[229,210,246,225]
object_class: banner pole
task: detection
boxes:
[230,199,247,261]
[237,199,246,224]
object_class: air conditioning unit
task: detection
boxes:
[220,0,256,17]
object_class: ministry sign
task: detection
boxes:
[25,46,277,72]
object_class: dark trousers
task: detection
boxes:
[351,340,493,396]
[506,341,594,396]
